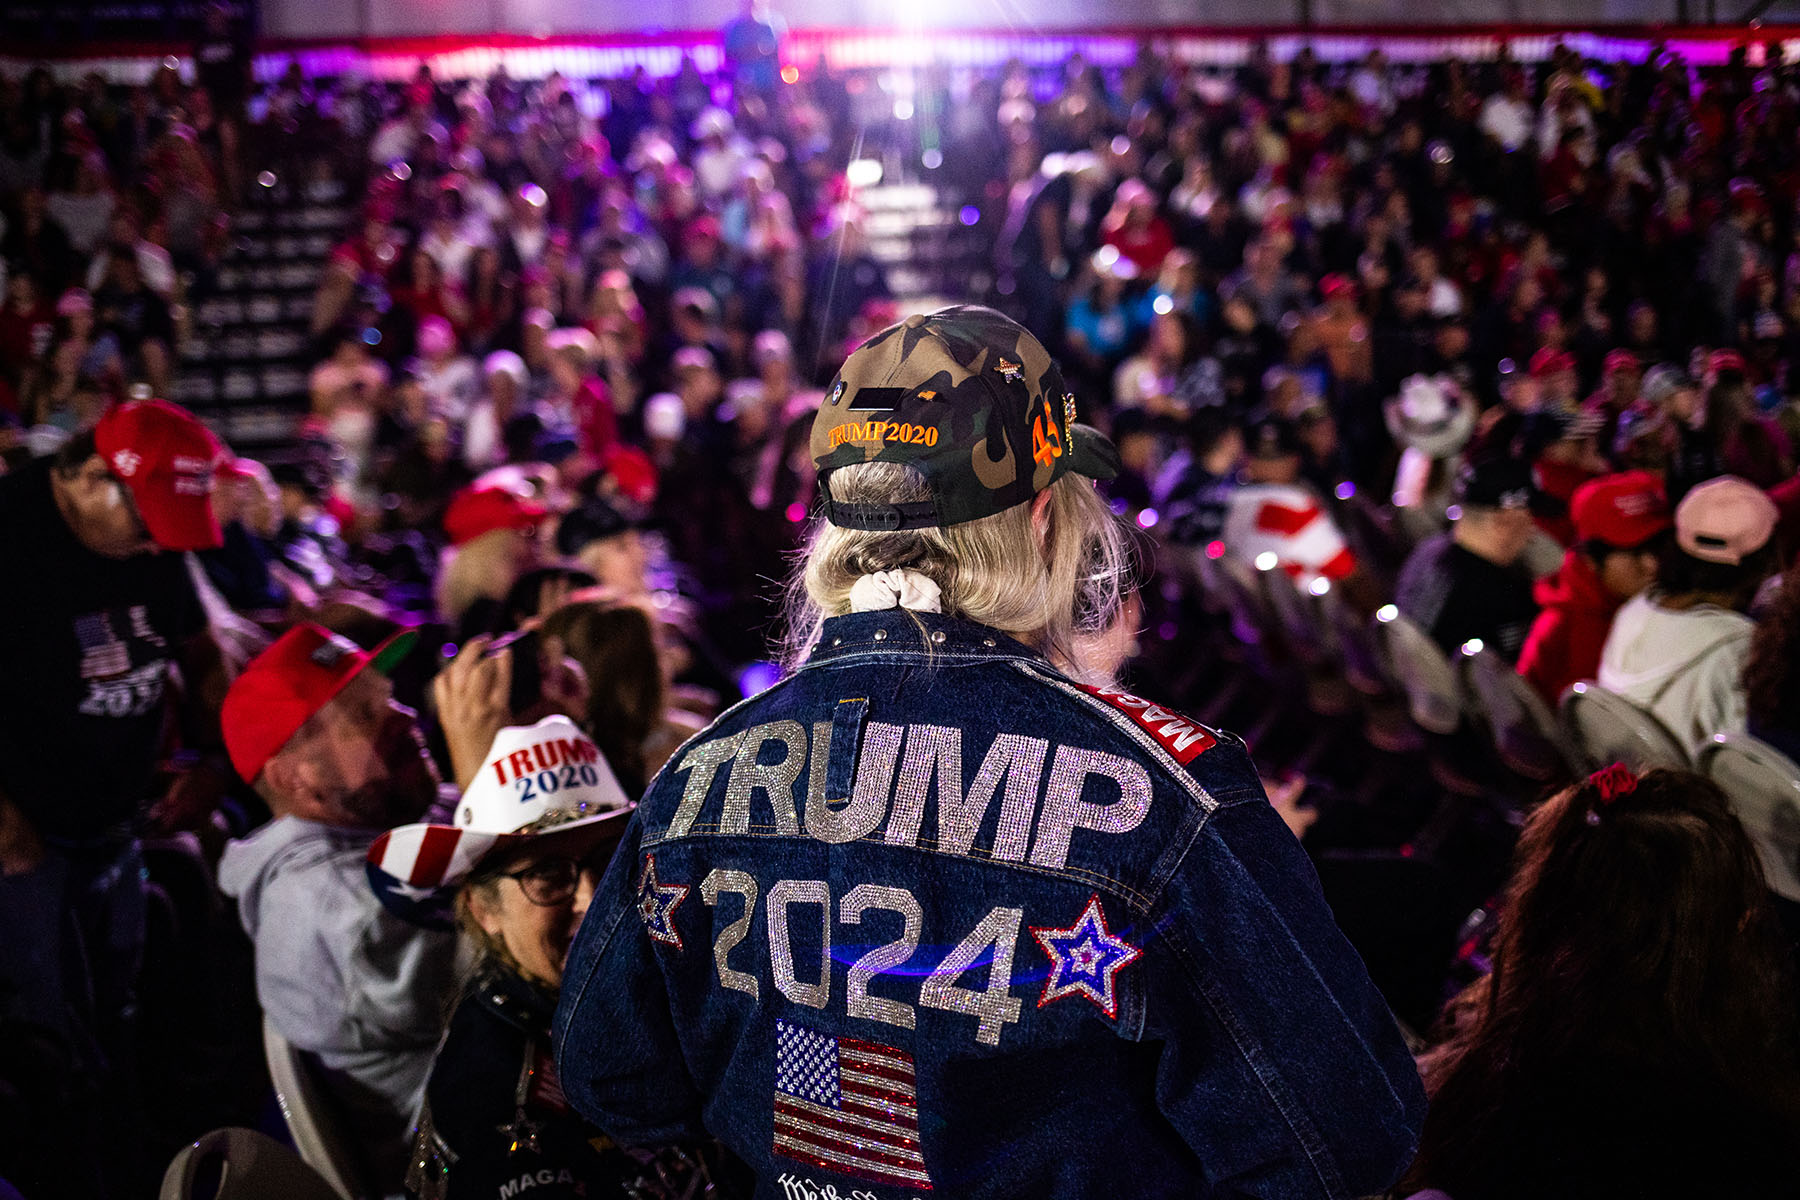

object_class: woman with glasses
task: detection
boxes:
[371,716,712,1199]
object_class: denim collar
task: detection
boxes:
[802,609,1044,668]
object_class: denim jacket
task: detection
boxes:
[555,609,1425,1200]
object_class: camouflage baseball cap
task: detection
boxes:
[812,306,1118,530]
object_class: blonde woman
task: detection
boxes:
[436,484,545,637]
[555,307,1425,1198]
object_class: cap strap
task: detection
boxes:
[821,497,941,531]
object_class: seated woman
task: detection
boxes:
[384,717,706,1199]
[1598,476,1779,748]
[1402,766,1800,1199]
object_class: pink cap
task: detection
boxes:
[1675,476,1778,565]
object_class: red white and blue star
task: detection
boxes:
[1031,893,1141,1018]
[636,855,689,950]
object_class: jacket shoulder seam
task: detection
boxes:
[1009,661,1223,816]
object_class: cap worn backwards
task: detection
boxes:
[811,305,1118,531]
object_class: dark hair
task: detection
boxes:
[1577,529,1670,563]
[52,428,99,475]
[1745,558,1800,732]
[538,600,663,799]
[1405,768,1800,1196]
[1705,378,1786,484]
[501,566,598,632]
[1654,535,1776,606]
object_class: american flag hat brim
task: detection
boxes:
[366,805,632,891]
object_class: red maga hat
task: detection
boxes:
[221,623,417,783]
[1528,347,1577,378]
[443,484,547,546]
[1570,470,1671,549]
[93,399,228,552]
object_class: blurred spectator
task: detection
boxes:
[1395,457,1542,660]
[1745,557,1800,764]
[1517,471,1671,703]
[540,600,706,796]
[721,0,786,96]
[46,154,116,259]
[1599,476,1780,748]
[91,247,172,394]
[1406,768,1800,1198]
[1219,415,1357,587]
[438,482,547,636]
[1100,178,1174,276]
[1385,374,1476,544]
[413,315,480,425]
[0,401,230,1199]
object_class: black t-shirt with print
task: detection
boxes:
[0,458,206,840]
[1395,531,1540,663]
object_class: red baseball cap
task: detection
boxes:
[1603,348,1640,374]
[443,484,547,546]
[1529,347,1577,378]
[93,399,228,551]
[598,444,659,506]
[1709,348,1747,375]
[1570,470,1671,549]
[1319,273,1357,300]
[221,623,417,783]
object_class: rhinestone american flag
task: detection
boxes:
[772,1019,932,1190]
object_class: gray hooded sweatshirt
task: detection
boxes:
[219,813,457,1184]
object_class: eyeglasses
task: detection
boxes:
[501,848,611,907]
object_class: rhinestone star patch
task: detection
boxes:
[1031,893,1141,1018]
[636,855,689,950]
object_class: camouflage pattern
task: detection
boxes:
[812,306,1118,530]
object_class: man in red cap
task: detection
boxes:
[1516,471,1672,703]
[1528,346,1579,410]
[1582,348,1642,451]
[216,622,460,1190]
[0,397,235,1198]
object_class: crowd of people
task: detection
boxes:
[4,16,1800,1199]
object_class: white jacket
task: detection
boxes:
[1597,592,1754,751]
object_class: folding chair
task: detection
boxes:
[1558,681,1691,774]
[262,1019,376,1200]
[160,1127,341,1200]
[1372,607,1465,736]
[1461,647,1577,784]
[1698,733,1800,903]
[1259,566,1340,668]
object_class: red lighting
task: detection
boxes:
[780,64,800,84]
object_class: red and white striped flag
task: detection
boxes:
[773,1019,932,1191]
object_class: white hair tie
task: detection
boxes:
[848,569,942,614]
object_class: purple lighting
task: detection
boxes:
[959,206,980,226]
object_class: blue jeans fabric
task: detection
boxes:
[556,610,1425,1199]
[0,835,146,1053]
